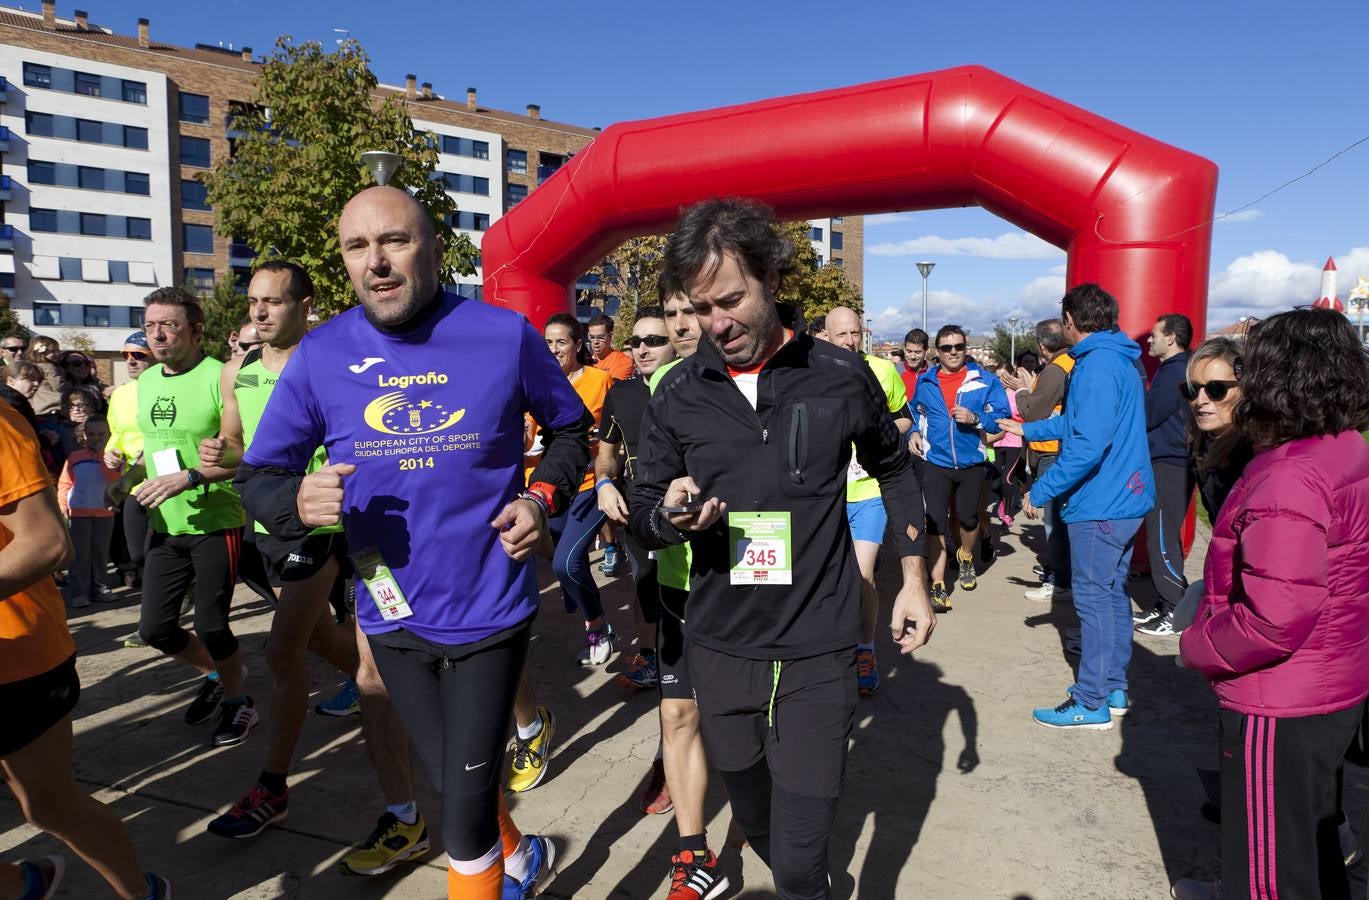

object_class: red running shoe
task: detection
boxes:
[666,849,729,900]
[640,758,673,815]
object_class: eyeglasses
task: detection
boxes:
[123,351,151,362]
[145,320,186,333]
[937,343,967,353]
[65,359,91,367]
[1180,380,1239,402]
[625,335,670,349]
[0,344,24,352]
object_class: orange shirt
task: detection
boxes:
[526,365,612,493]
[593,349,634,382]
[0,400,75,684]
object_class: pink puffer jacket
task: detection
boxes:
[1180,430,1369,716]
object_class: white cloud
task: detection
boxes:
[868,231,1064,260]
[1205,245,1369,327]
[866,274,1067,341]
[1217,209,1264,224]
[864,213,914,227]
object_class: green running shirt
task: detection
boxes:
[137,356,244,535]
[234,350,337,535]
[648,359,691,591]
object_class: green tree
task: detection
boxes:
[984,320,1039,368]
[199,277,248,362]
[0,298,24,342]
[202,37,477,318]
[586,235,669,343]
[777,221,862,328]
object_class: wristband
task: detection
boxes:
[518,491,550,519]
[595,478,615,493]
[524,481,557,515]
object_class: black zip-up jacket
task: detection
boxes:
[628,331,923,659]
[1146,351,1192,466]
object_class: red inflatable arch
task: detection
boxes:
[481,64,1218,340]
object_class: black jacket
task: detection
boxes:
[1146,351,1191,465]
[628,331,921,659]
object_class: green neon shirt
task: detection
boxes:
[648,359,691,591]
[846,353,908,503]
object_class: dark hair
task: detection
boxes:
[810,314,827,334]
[75,413,108,444]
[545,312,583,344]
[61,388,98,411]
[1060,283,1118,334]
[586,313,614,334]
[934,324,966,346]
[660,197,795,299]
[3,361,41,382]
[1236,308,1369,449]
[891,349,905,360]
[1035,318,1067,353]
[253,259,315,303]
[634,305,665,322]
[1017,351,1041,371]
[903,328,928,348]
[144,286,205,327]
[27,335,58,361]
[1157,313,1194,350]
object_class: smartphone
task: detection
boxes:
[660,494,705,515]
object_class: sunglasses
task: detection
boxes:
[625,335,670,349]
[65,359,91,367]
[123,351,151,362]
[1180,380,1239,402]
[1,344,24,352]
[937,343,967,353]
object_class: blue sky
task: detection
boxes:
[113,0,1369,336]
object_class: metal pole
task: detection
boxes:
[1008,316,1019,368]
[916,262,935,335]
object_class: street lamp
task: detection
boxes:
[1008,315,1019,368]
[916,261,935,334]
[864,318,872,355]
[360,150,402,186]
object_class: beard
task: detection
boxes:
[708,300,781,368]
[358,273,436,329]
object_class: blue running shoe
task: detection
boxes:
[615,651,659,690]
[855,647,880,696]
[503,834,556,899]
[315,679,361,717]
[600,543,628,577]
[1032,696,1113,730]
[1067,684,1131,716]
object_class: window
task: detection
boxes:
[126,218,152,241]
[185,267,215,292]
[25,111,54,137]
[108,260,130,283]
[180,136,211,167]
[128,306,144,327]
[453,211,490,231]
[506,149,527,174]
[183,223,214,253]
[27,160,56,184]
[121,80,147,104]
[75,72,101,97]
[440,173,489,195]
[831,230,843,251]
[76,118,102,143]
[23,63,51,88]
[59,257,82,280]
[810,226,824,241]
[506,183,528,205]
[832,257,844,268]
[124,171,150,195]
[178,92,210,124]
[30,209,58,232]
[84,306,110,327]
[123,126,148,150]
[78,166,104,190]
[80,213,106,236]
[832,216,844,226]
[442,136,490,159]
[33,303,60,326]
[181,180,210,210]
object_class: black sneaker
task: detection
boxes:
[185,676,223,725]
[211,697,259,747]
[1136,612,1178,637]
[930,581,952,613]
[1132,608,1162,626]
[207,783,288,838]
[957,552,977,591]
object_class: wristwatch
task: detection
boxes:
[185,468,204,489]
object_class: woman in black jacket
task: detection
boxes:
[1182,336,1252,521]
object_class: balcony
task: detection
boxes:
[229,242,255,268]
[0,175,12,202]
[0,126,10,152]
[0,225,14,251]
[0,77,8,103]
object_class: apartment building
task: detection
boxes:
[0,2,861,354]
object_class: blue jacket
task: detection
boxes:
[1023,330,1156,523]
[913,361,1010,469]
[1145,350,1192,465]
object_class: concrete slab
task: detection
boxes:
[3,520,1365,899]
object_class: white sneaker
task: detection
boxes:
[576,624,616,666]
[1025,583,1070,603]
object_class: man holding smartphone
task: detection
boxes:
[631,198,933,900]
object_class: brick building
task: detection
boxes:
[0,1,862,366]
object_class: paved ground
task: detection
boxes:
[3,519,1367,899]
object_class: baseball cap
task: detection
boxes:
[123,331,148,351]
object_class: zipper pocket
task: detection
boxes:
[789,403,808,484]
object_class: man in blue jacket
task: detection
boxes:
[1135,313,1194,636]
[999,284,1155,730]
[910,325,1010,609]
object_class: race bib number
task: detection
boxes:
[351,547,414,621]
[729,511,793,585]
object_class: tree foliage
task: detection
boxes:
[776,221,862,328]
[984,320,1039,368]
[200,277,248,362]
[0,298,23,341]
[202,37,477,318]
[586,235,669,343]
